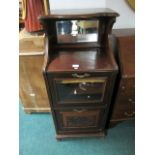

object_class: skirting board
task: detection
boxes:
[23,107,51,114]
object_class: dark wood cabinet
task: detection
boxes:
[39,8,119,139]
[111,30,135,121]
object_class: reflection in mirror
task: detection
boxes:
[56,20,99,43]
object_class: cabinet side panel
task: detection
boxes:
[19,55,50,112]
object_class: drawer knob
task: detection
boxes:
[124,111,135,117]
[128,98,135,104]
[72,73,90,78]
[128,98,132,102]
[121,86,125,90]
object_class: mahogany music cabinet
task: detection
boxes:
[39,8,119,139]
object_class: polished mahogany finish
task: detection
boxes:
[40,8,119,19]
[40,8,119,139]
[39,8,119,50]
[47,49,117,72]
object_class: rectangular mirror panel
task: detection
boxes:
[56,20,99,43]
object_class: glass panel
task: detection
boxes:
[56,20,99,43]
[55,78,106,103]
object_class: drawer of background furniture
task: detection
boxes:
[119,78,135,96]
[111,93,135,121]
[116,94,135,107]
[111,108,135,120]
[54,108,106,132]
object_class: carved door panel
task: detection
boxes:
[55,108,105,132]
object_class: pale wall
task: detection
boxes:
[49,0,106,9]
[49,0,135,28]
[106,0,135,28]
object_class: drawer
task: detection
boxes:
[119,78,135,96]
[112,109,135,120]
[55,108,105,133]
[111,84,135,121]
[111,95,135,120]
[116,94,135,107]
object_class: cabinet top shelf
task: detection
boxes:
[47,48,118,72]
[39,8,119,20]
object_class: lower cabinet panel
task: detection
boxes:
[54,108,105,133]
[19,54,50,113]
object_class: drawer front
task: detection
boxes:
[116,94,135,108]
[111,94,135,120]
[47,72,114,106]
[55,108,105,133]
[119,78,135,96]
[112,109,135,120]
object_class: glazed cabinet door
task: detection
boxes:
[47,72,114,107]
[54,77,107,104]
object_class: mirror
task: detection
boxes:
[56,20,99,43]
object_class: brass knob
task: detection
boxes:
[121,86,125,90]
[128,98,132,102]
[128,98,135,104]
[72,73,90,78]
[73,109,86,113]
[124,111,135,117]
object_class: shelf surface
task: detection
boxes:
[47,49,117,72]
